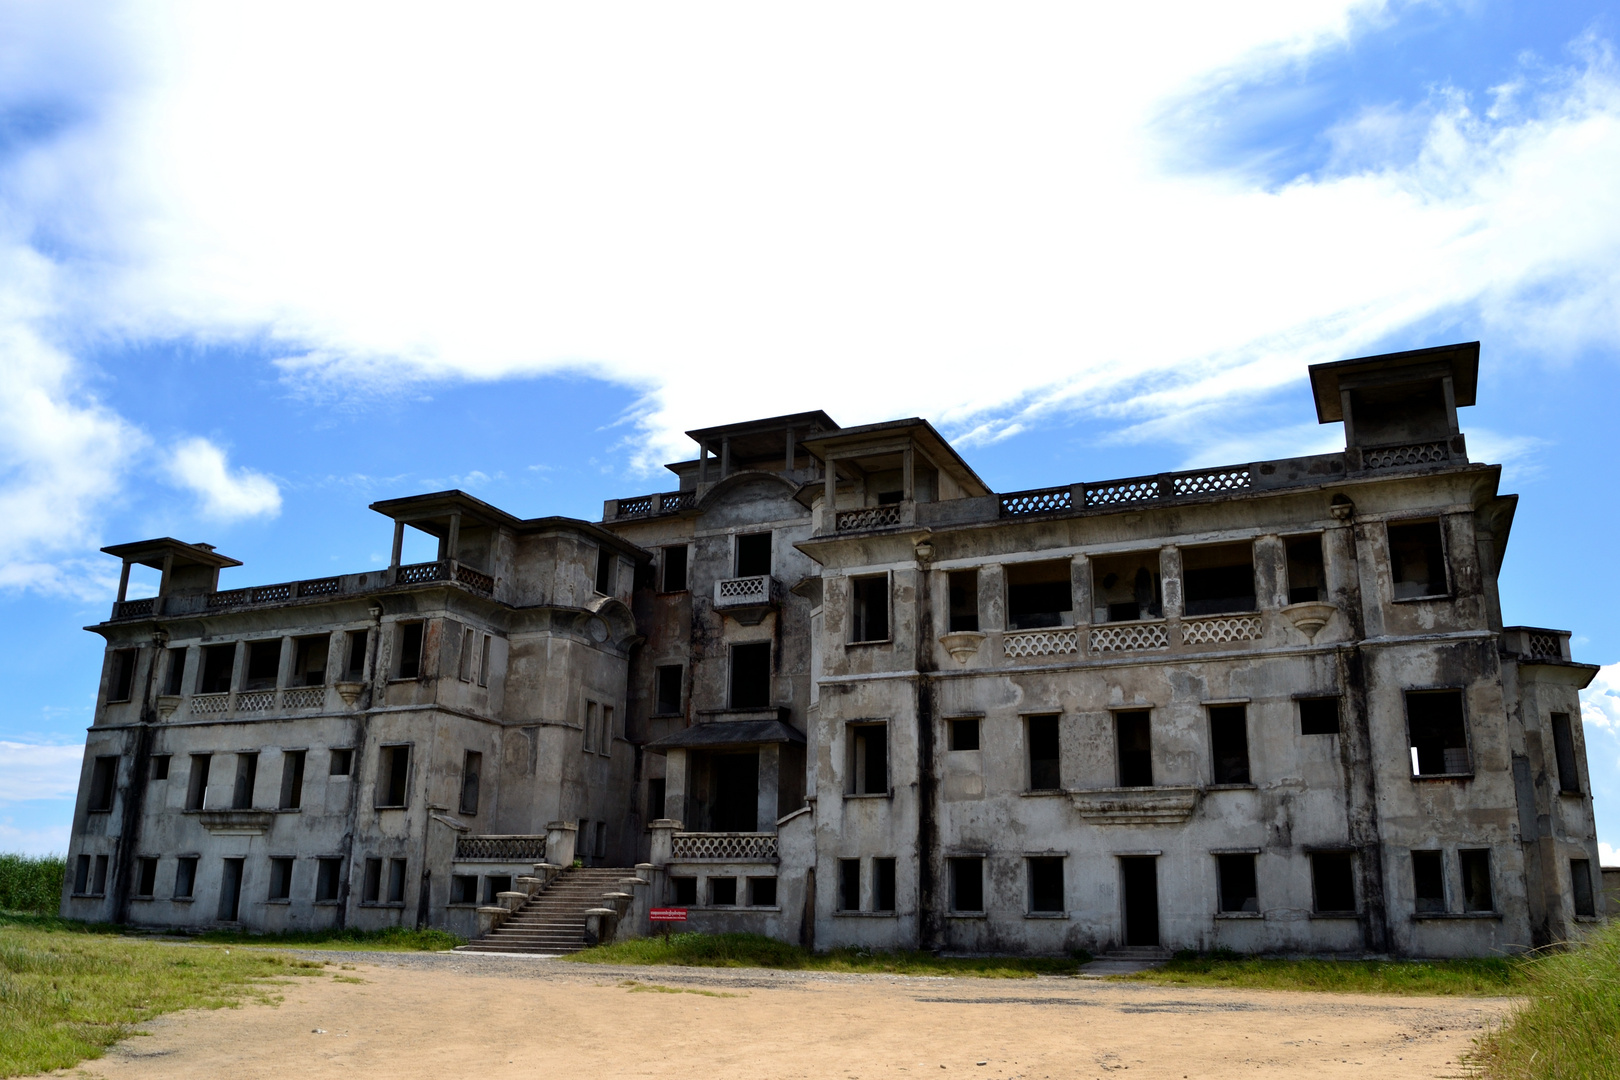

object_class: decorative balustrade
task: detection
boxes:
[615,490,695,519]
[715,575,772,606]
[836,505,901,531]
[1363,441,1450,469]
[1525,631,1563,659]
[454,564,495,594]
[616,494,655,516]
[236,690,275,712]
[1502,626,1571,662]
[455,835,548,862]
[1002,628,1079,659]
[115,598,156,619]
[190,693,230,715]
[1181,613,1263,646]
[1083,476,1161,507]
[670,832,780,861]
[1171,468,1251,495]
[1000,486,1072,517]
[1089,621,1170,653]
[281,687,325,710]
[395,560,448,585]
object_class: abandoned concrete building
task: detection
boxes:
[64,341,1608,956]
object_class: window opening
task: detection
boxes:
[387,858,407,903]
[344,630,368,680]
[1406,690,1470,775]
[108,649,138,702]
[584,702,599,755]
[362,858,382,903]
[329,748,353,776]
[874,858,897,912]
[711,877,738,906]
[654,665,683,715]
[877,489,904,505]
[1120,857,1159,946]
[1572,859,1597,918]
[748,877,778,907]
[268,857,293,901]
[671,876,698,905]
[1209,705,1251,785]
[244,639,282,691]
[92,854,109,895]
[851,574,890,642]
[1182,542,1257,616]
[316,858,342,902]
[948,717,980,751]
[185,754,211,810]
[1311,852,1356,913]
[1299,696,1341,736]
[706,753,759,831]
[729,642,771,709]
[648,777,666,819]
[595,821,607,858]
[602,706,615,752]
[838,859,861,911]
[1460,849,1494,912]
[150,755,170,781]
[218,858,243,920]
[72,854,90,894]
[949,857,984,913]
[1412,851,1445,913]
[1006,559,1072,630]
[1217,854,1258,913]
[1285,534,1327,603]
[1027,715,1061,790]
[163,647,186,695]
[848,723,889,795]
[377,745,410,807]
[1116,711,1153,787]
[174,856,197,899]
[1029,857,1064,914]
[88,756,118,812]
[231,753,258,810]
[662,545,689,592]
[198,644,236,694]
[735,533,772,577]
[477,635,491,687]
[396,623,424,680]
[1388,520,1448,599]
[948,570,980,632]
[134,857,158,898]
[482,875,511,904]
[458,628,475,682]
[595,547,614,594]
[450,874,478,905]
[459,751,481,815]
[294,635,329,687]
[278,750,305,810]
[1551,713,1580,793]
[1092,552,1162,623]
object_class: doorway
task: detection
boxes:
[1120,856,1159,947]
[709,752,760,831]
[218,857,244,922]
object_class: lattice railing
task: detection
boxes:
[455,564,494,595]
[1181,613,1263,646]
[191,693,230,715]
[1089,621,1170,652]
[1524,631,1563,659]
[1003,627,1080,658]
[1084,477,1161,506]
[671,832,780,861]
[455,835,547,862]
[616,494,655,516]
[282,687,325,710]
[836,505,902,531]
[660,491,695,513]
[717,575,770,603]
[396,561,448,585]
[300,576,343,596]
[1000,486,1073,516]
[115,598,156,619]
[1172,468,1251,495]
[203,575,348,610]
[616,490,693,518]
[236,690,275,712]
[1364,441,1450,469]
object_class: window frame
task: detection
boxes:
[727,641,772,709]
[849,572,892,644]
[1207,703,1252,786]
[948,856,986,915]
[1297,694,1341,736]
[459,750,482,816]
[1404,687,1474,779]
[1025,714,1061,792]
[1214,851,1260,915]
[375,743,413,808]
[1114,709,1154,788]
[1386,517,1452,601]
[947,716,981,752]
[87,755,119,813]
[1308,850,1358,916]
[107,648,139,703]
[837,858,861,911]
[267,856,294,902]
[660,544,690,593]
[1550,712,1581,794]
[1459,848,1495,913]
[1027,855,1066,915]
[845,721,891,797]
[734,532,773,578]
[393,622,426,681]
[653,664,684,716]
[1412,849,1447,914]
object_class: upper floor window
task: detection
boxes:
[197,643,236,694]
[654,665,683,716]
[343,630,368,680]
[293,635,328,687]
[661,545,689,592]
[1027,714,1060,790]
[1298,696,1341,735]
[1285,534,1326,604]
[459,750,482,815]
[1115,710,1153,787]
[1208,705,1251,784]
[1388,519,1449,600]
[88,756,119,812]
[244,640,282,691]
[948,717,980,751]
[1551,712,1581,793]
[162,647,187,695]
[376,744,411,807]
[1092,552,1162,623]
[1405,689,1470,776]
[1006,560,1071,630]
[1182,542,1256,616]
[948,570,979,632]
[595,547,615,594]
[850,574,890,642]
[846,722,889,795]
[107,649,138,703]
[395,623,424,680]
[735,533,772,577]
[729,643,771,709]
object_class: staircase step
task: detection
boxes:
[463,866,639,955]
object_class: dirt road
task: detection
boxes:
[74,951,1510,1080]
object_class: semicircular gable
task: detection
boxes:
[696,470,809,528]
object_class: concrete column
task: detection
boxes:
[277,635,297,690]
[1253,534,1287,610]
[720,437,730,479]
[647,819,680,866]
[1159,546,1183,619]
[158,553,174,598]
[546,821,579,867]
[902,445,915,502]
[785,428,795,472]
[663,748,689,824]
[699,443,709,484]
[447,512,461,562]
[390,521,405,569]
[823,458,838,514]
[1070,554,1092,628]
[758,743,781,831]
[981,564,1007,631]
[117,561,131,603]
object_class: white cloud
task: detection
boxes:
[0,741,86,803]
[1581,663,1620,730]
[165,437,282,521]
[0,818,72,857]
[1601,841,1619,868]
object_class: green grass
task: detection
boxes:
[0,855,66,915]
[194,925,463,952]
[1471,920,1620,1080]
[567,931,1088,977]
[0,910,326,1077]
[1114,947,1525,996]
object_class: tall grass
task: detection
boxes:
[0,854,66,914]
[1118,949,1524,997]
[1472,920,1620,1080]
[569,931,1087,977]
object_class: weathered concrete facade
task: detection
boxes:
[65,342,1606,955]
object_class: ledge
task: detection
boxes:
[1071,785,1200,824]
[834,910,898,918]
[196,810,276,835]
[1215,911,1264,920]
[1410,773,1475,782]
[945,911,987,920]
[1308,912,1361,920]
[1412,911,1504,921]
[844,791,893,800]
[1024,912,1068,920]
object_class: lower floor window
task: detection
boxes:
[710,877,738,905]
[1028,857,1064,913]
[482,875,511,905]
[315,858,342,902]
[450,874,478,905]
[1572,859,1597,918]
[268,857,293,901]
[949,857,984,913]
[747,877,777,907]
[1459,849,1494,912]
[1310,852,1356,914]
[1216,854,1257,913]
[670,876,697,905]
[134,857,158,899]
[1412,851,1445,913]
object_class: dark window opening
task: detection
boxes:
[482,875,512,904]
[671,876,697,905]
[362,858,382,903]
[735,532,772,577]
[244,639,282,691]
[174,856,197,899]
[478,635,491,687]
[595,547,614,594]
[1006,560,1072,630]
[92,854,109,896]
[851,575,890,642]
[1182,542,1257,616]
[648,777,667,819]
[1116,710,1153,787]
[231,752,258,810]
[1121,856,1159,946]
[108,649,137,702]
[1093,552,1162,623]
[662,545,689,592]
[396,623,424,680]
[1311,852,1356,913]
[877,490,904,505]
[1209,705,1251,785]
[1027,715,1061,791]
[449,874,477,905]
[268,857,293,901]
[874,858,897,912]
[949,857,983,913]
[1388,520,1448,599]
[457,627,475,681]
[149,755,170,781]
[1460,849,1494,912]
[837,859,861,910]
[377,745,410,807]
[1217,854,1258,913]
[72,854,90,894]
[706,752,759,831]
[1285,534,1327,604]
[1029,857,1064,913]
[948,717,980,751]
[1299,696,1341,736]
[748,876,778,907]
[218,858,243,920]
[316,858,342,902]
[198,643,236,694]
[710,877,738,906]
[344,630,368,680]
[848,724,889,795]
[948,570,980,632]
[1572,859,1597,918]
[1413,851,1445,913]
[163,647,186,695]
[278,750,305,810]
[1551,713,1580,793]
[1406,690,1470,776]
[88,756,118,812]
[387,858,407,904]
[294,635,329,687]
[185,754,211,810]
[654,665,683,715]
[134,857,158,898]
[328,748,353,776]
[595,821,607,858]
[729,642,771,709]
[459,751,481,816]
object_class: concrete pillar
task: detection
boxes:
[758,743,781,831]
[720,437,730,479]
[117,561,131,603]
[546,821,579,867]
[785,428,795,473]
[1253,534,1287,610]
[1070,554,1092,627]
[981,564,1007,631]
[277,635,297,690]
[902,445,915,502]
[447,512,461,562]
[1159,546,1183,619]
[390,521,405,569]
[647,819,681,866]
[823,458,838,514]
[699,443,709,484]
[663,748,689,824]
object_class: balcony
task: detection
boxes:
[714,575,778,623]
[1501,626,1574,663]
[670,832,780,862]
[157,685,346,723]
[1070,785,1200,824]
[455,835,548,862]
[609,490,696,520]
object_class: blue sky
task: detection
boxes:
[2,1,1619,860]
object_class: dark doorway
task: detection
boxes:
[709,752,759,831]
[218,858,244,922]
[729,643,771,709]
[1121,857,1159,947]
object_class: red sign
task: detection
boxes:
[650,907,688,922]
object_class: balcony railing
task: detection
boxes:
[670,832,780,861]
[455,835,548,862]
[1181,613,1262,646]
[715,575,774,608]
[836,505,901,531]
[1003,627,1079,659]
[613,490,695,519]
[1501,626,1573,662]
[1362,440,1452,469]
[110,560,494,621]
[1088,620,1171,653]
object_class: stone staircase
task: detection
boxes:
[456,867,637,955]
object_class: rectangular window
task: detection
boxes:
[595,546,615,593]
[602,706,615,752]
[268,857,293,901]
[483,875,512,904]
[315,858,342,902]
[185,754,211,811]
[1028,857,1064,914]
[198,643,236,693]
[134,857,158,898]
[735,532,772,577]
[874,858,897,913]
[1460,849,1494,912]
[948,717,980,751]
[654,665,683,715]
[1285,534,1327,604]
[387,858,407,904]
[361,858,382,903]
[174,856,197,899]
[748,876,778,907]
[847,723,889,795]
[1412,850,1445,913]
[108,649,138,702]
[1311,852,1356,914]
[948,570,979,632]
[648,777,666,819]
[1092,551,1163,623]
[396,623,424,680]
[729,642,771,709]
[377,745,410,807]
[93,855,110,896]
[459,751,482,815]
[850,574,890,642]
[294,635,329,687]
[458,628,475,682]
[449,874,478,904]
[478,635,491,687]
[88,756,118,812]
[1116,710,1153,787]
[1027,715,1061,791]
[218,858,242,920]
[344,630,368,680]
[1551,713,1580,793]
[838,859,861,911]
[231,752,258,810]
[1299,696,1341,736]
[662,545,689,592]
[1006,559,1072,630]
[1572,859,1597,918]
[710,877,738,906]
[244,639,282,691]
[1209,705,1251,785]
[577,820,589,859]
[1217,854,1258,913]
[73,853,90,895]
[1388,520,1448,599]
[163,647,187,695]
[278,750,305,810]
[1406,690,1470,776]
[149,755,170,781]
[583,702,599,755]
[671,876,697,905]
[595,821,607,858]
[949,857,984,913]
[328,748,353,776]
[1182,542,1257,616]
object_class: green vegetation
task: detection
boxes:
[1115,947,1524,997]
[194,925,462,952]
[1471,921,1620,1080]
[0,910,325,1077]
[0,855,67,915]
[568,931,1089,977]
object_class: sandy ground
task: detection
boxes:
[71,951,1512,1080]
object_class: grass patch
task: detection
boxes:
[1114,947,1525,997]
[619,979,742,998]
[1471,920,1620,1080]
[0,909,323,1077]
[0,855,67,915]
[568,932,1087,977]
[194,925,463,952]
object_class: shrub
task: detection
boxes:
[0,854,68,914]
